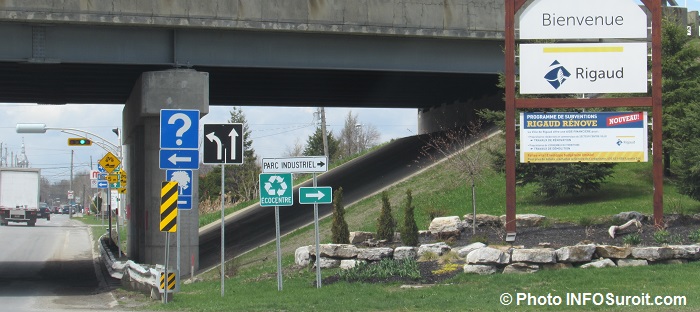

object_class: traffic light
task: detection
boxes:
[67,138,92,146]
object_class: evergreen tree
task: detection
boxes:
[226,107,260,202]
[303,126,340,161]
[376,191,396,241]
[401,189,419,247]
[660,17,700,176]
[331,187,349,244]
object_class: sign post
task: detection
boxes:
[262,156,330,289]
[202,124,245,298]
[160,181,178,304]
[259,172,294,291]
[505,0,663,236]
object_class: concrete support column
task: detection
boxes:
[122,69,209,276]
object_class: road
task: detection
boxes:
[199,131,486,271]
[0,214,119,311]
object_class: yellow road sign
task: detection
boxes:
[160,181,178,232]
[99,152,121,173]
[159,271,176,291]
[106,174,119,183]
[118,188,127,194]
[119,169,127,185]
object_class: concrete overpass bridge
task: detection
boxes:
[1,0,508,276]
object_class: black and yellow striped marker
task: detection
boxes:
[160,181,178,232]
[160,272,176,290]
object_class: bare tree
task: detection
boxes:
[339,111,381,158]
[420,121,497,234]
[284,138,305,157]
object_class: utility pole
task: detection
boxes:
[70,150,74,218]
[320,107,329,158]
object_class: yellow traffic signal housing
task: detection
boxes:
[67,138,92,146]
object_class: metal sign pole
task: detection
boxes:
[176,185,181,288]
[164,232,170,304]
[275,205,282,291]
[313,173,321,288]
[220,148,226,297]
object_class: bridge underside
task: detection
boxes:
[0,62,499,108]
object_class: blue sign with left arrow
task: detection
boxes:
[159,149,199,169]
[97,180,109,189]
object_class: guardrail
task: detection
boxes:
[99,234,168,300]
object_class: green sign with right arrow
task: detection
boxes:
[298,187,333,204]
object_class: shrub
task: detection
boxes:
[432,263,461,275]
[338,258,420,282]
[688,229,700,243]
[418,251,439,262]
[469,234,489,244]
[331,187,350,244]
[401,190,419,247]
[376,191,396,241]
[426,207,448,221]
[622,234,641,246]
[653,230,671,245]
[438,251,460,265]
[578,217,595,227]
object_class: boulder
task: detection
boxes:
[556,245,596,263]
[313,258,341,269]
[654,259,687,265]
[463,264,498,275]
[616,259,648,267]
[595,245,631,259]
[357,247,393,261]
[295,246,312,266]
[349,232,374,245]
[511,248,556,264]
[428,216,462,238]
[418,242,451,257]
[466,247,510,264]
[418,230,433,239]
[310,244,359,259]
[614,211,646,222]
[393,247,418,261]
[581,258,616,269]
[669,245,700,259]
[543,263,573,270]
[340,259,365,270]
[456,242,486,258]
[631,247,674,261]
[499,214,546,227]
[463,214,502,227]
[503,263,539,274]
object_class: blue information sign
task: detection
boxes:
[167,170,193,209]
[159,150,199,170]
[160,109,200,150]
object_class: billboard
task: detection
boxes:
[520,112,648,163]
[519,43,648,94]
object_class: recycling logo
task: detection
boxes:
[259,173,293,207]
[264,175,288,196]
[544,60,571,90]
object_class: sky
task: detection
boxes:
[0,104,417,182]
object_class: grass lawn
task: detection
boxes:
[138,144,700,311]
[73,214,127,253]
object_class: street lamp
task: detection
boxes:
[16,123,120,155]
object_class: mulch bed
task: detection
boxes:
[320,214,700,286]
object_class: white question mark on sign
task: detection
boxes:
[168,113,192,146]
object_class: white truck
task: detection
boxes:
[0,168,41,226]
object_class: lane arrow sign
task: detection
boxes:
[229,127,239,161]
[206,132,223,160]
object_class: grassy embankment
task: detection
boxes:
[142,138,700,311]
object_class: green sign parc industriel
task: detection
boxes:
[259,173,293,207]
[298,187,332,205]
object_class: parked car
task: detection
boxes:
[53,206,60,214]
[61,204,70,214]
[38,202,51,220]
